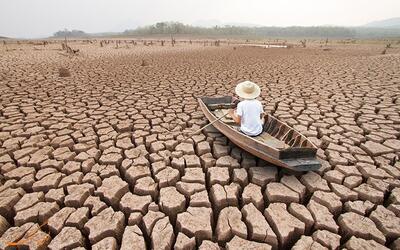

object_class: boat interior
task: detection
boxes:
[205,98,315,151]
[212,108,290,150]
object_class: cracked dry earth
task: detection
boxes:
[0,41,400,250]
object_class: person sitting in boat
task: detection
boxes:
[229,80,264,137]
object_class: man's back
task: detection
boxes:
[236,99,263,136]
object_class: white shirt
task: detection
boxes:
[236,99,264,136]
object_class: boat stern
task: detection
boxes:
[281,157,321,171]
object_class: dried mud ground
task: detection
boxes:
[0,41,400,250]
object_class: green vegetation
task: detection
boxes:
[123,22,358,38]
[53,22,400,39]
[53,29,89,38]
[123,22,251,36]
[123,21,400,38]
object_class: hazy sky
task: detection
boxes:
[1,0,399,38]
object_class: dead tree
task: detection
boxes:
[171,36,175,47]
[61,36,79,55]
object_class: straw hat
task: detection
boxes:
[235,81,261,99]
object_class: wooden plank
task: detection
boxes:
[208,103,236,110]
[213,109,236,125]
[255,133,288,150]
[201,96,232,105]
[282,157,321,171]
[280,147,317,159]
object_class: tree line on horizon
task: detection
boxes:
[123,22,357,38]
[53,22,400,39]
[53,29,89,38]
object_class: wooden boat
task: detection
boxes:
[198,96,321,172]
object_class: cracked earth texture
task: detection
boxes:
[0,40,400,249]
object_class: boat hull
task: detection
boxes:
[198,97,321,172]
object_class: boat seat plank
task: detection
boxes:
[255,133,288,150]
[229,126,287,149]
[282,158,321,171]
[213,109,237,125]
